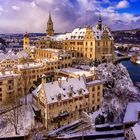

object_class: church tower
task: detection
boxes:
[23,32,30,51]
[46,12,54,36]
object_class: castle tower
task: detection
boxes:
[46,12,54,36]
[23,32,30,51]
[98,14,102,30]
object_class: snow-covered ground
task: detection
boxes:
[97,62,140,123]
[0,105,35,137]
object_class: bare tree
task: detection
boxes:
[1,92,22,135]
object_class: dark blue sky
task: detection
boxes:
[0,0,139,33]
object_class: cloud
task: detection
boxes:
[116,0,129,9]
[0,5,4,12]
[12,5,20,11]
[0,0,139,33]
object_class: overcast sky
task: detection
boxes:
[0,0,140,33]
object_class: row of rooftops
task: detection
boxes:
[0,50,29,62]
[0,71,20,80]
[53,24,113,41]
[59,67,96,77]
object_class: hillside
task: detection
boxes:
[112,28,140,44]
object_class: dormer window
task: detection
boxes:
[68,92,72,97]
[57,93,61,100]
[63,88,66,91]
[51,97,54,100]
[78,88,83,95]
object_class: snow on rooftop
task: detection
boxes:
[37,58,57,63]
[33,77,89,104]
[17,63,43,69]
[123,102,140,123]
[86,80,102,86]
[132,123,140,140]
[60,67,94,77]
[42,48,60,53]
[0,50,29,64]
[53,24,113,41]
[74,65,92,71]
[92,25,113,40]
[0,71,20,80]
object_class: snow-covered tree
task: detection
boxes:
[97,62,140,123]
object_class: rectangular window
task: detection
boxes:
[97,92,100,96]
[90,54,92,58]
[85,94,89,98]
[92,87,95,91]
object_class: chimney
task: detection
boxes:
[42,74,46,84]
[58,78,61,88]
[1,69,5,75]
[66,77,68,82]
[78,74,80,80]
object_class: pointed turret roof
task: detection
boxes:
[24,32,29,38]
[48,12,52,23]
[98,13,102,24]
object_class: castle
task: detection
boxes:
[0,13,114,130]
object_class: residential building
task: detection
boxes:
[0,70,24,105]
[32,75,103,130]
[125,123,140,140]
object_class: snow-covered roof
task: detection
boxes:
[42,48,60,53]
[86,80,102,86]
[92,24,113,40]
[17,63,43,70]
[123,102,140,123]
[53,24,113,41]
[0,50,29,64]
[0,52,18,62]
[0,71,20,80]
[17,50,29,59]
[33,77,89,104]
[60,67,94,77]
[132,123,140,140]
[36,58,57,63]
[74,65,92,71]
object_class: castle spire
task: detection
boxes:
[48,11,52,22]
[98,13,102,30]
[46,12,54,36]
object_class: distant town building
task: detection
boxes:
[23,32,30,52]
